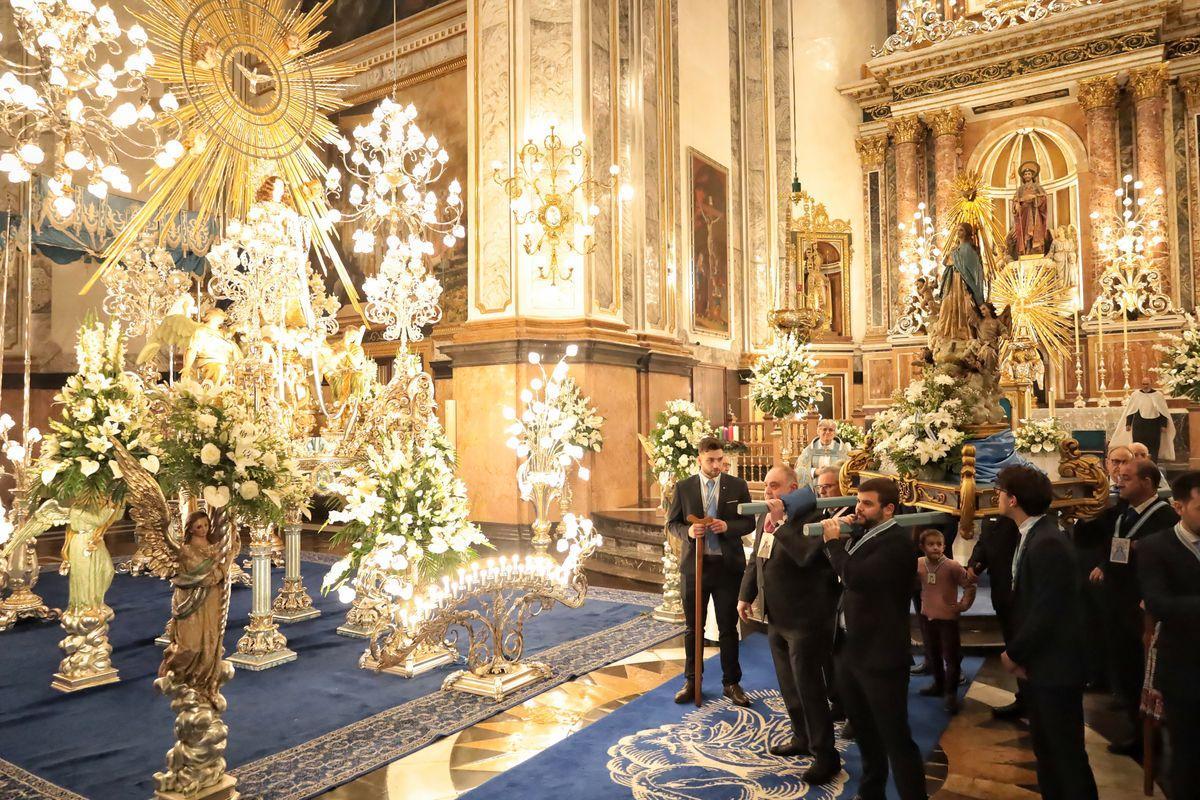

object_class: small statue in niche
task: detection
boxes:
[802,243,832,331]
[1007,161,1051,260]
[1048,224,1079,288]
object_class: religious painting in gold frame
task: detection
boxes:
[688,148,730,338]
[786,194,852,340]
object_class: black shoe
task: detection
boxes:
[674,681,695,704]
[769,740,812,757]
[803,760,841,784]
[992,700,1025,720]
[910,661,930,676]
[723,683,751,707]
[919,682,944,697]
[1107,737,1142,757]
[958,672,967,685]
[944,694,959,715]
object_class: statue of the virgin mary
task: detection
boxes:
[932,221,986,342]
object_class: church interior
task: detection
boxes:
[2,0,1199,798]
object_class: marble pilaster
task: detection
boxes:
[924,107,963,233]
[888,114,924,229]
[1077,74,1120,298]
[1180,75,1200,310]
[857,134,889,335]
[1130,63,1170,293]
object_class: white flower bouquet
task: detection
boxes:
[154,380,309,527]
[1155,312,1200,402]
[322,424,490,600]
[871,369,976,477]
[748,333,826,419]
[37,317,156,509]
[835,420,866,449]
[554,377,605,453]
[645,399,715,483]
[1013,417,1068,454]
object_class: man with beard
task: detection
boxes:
[738,465,840,784]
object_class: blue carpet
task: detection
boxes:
[0,557,681,800]
[461,632,983,800]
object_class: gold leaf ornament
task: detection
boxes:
[87,0,362,308]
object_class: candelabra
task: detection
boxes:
[362,235,443,346]
[228,523,296,671]
[368,514,601,700]
[890,203,941,338]
[504,347,591,554]
[325,98,464,254]
[492,123,617,285]
[0,0,179,213]
[1073,308,1086,408]
[102,231,195,339]
[0,417,56,631]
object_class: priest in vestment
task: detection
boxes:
[1111,378,1175,463]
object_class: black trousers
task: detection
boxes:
[993,597,1023,705]
[920,617,961,694]
[682,556,742,686]
[1020,681,1099,800]
[1100,587,1145,735]
[1162,689,1200,800]
[836,649,926,800]
[1079,578,1110,687]
[767,624,838,766]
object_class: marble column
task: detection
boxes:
[1077,74,1119,297]
[1180,75,1200,308]
[888,114,924,228]
[924,106,964,233]
[1130,63,1171,292]
[856,134,889,333]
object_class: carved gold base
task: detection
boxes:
[336,622,374,639]
[444,660,553,702]
[361,643,457,678]
[228,561,251,588]
[155,774,239,800]
[52,605,120,693]
[115,545,174,579]
[272,578,320,623]
[228,613,295,671]
[0,585,60,631]
[651,605,685,624]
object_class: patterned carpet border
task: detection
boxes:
[0,759,88,800]
[230,611,683,800]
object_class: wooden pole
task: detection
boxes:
[693,524,703,707]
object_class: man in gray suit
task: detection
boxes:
[737,465,840,784]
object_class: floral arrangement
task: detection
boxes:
[1013,417,1068,454]
[748,333,826,419]
[154,380,309,527]
[554,377,604,454]
[871,369,976,477]
[1155,312,1200,401]
[645,399,716,483]
[37,317,156,509]
[835,420,866,449]
[322,424,489,601]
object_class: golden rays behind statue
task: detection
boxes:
[942,170,1005,278]
[989,257,1074,362]
[86,0,362,308]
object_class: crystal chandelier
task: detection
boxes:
[325,98,464,255]
[0,0,179,213]
[101,231,194,338]
[362,235,443,346]
[1089,174,1172,320]
[890,203,942,337]
[492,123,618,285]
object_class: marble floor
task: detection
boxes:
[27,528,1166,800]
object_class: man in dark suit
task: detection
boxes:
[1138,471,1200,800]
[967,515,1022,718]
[667,436,755,706]
[1086,459,1177,756]
[997,465,1098,800]
[816,477,926,800]
[737,464,840,783]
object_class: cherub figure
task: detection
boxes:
[138,307,241,386]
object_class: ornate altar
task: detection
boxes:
[772,187,852,341]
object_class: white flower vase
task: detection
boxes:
[1024,450,1060,481]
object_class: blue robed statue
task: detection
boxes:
[933,222,985,341]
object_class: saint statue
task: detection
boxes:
[1111,378,1176,462]
[932,222,986,341]
[1007,161,1050,260]
[802,243,832,330]
[1048,224,1079,288]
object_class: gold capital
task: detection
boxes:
[1129,64,1168,103]
[1077,74,1118,111]
[856,134,888,170]
[1179,74,1200,111]
[888,114,924,145]
[924,106,964,138]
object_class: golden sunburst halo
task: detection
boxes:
[85,0,362,310]
[990,257,1074,360]
[943,170,1006,279]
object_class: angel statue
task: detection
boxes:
[138,305,241,386]
[108,440,240,799]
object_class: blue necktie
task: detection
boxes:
[704,478,720,555]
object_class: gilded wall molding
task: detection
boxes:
[888,114,924,145]
[890,30,1158,103]
[1077,73,1120,109]
[862,104,893,122]
[856,134,889,170]
[1165,36,1200,60]
[1129,63,1169,102]
[924,106,963,138]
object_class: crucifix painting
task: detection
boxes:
[689,149,730,337]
